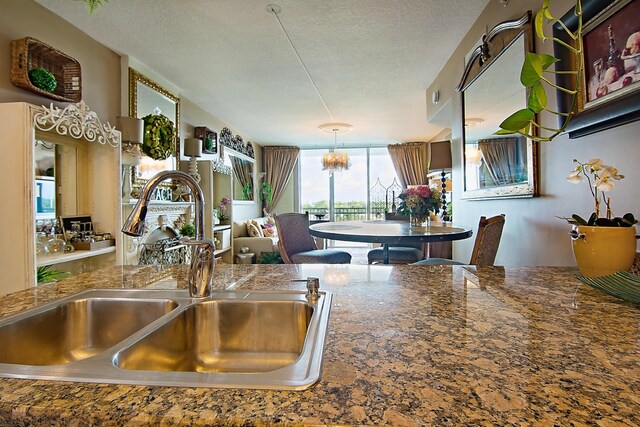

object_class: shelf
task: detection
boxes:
[214,246,231,256]
[213,224,231,231]
[36,246,115,267]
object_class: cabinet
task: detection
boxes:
[0,102,121,295]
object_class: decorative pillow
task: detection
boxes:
[261,223,276,238]
[266,216,276,226]
[246,220,264,237]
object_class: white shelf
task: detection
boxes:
[214,246,231,256]
[36,246,116,267]
[213,224,231,231]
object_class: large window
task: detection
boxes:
[299,147,399,221]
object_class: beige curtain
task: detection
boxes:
[230,156,252,199]
[478,138,522,186]
[387,142,430,188]
[262,146,300,214]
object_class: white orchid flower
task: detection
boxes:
[566,170,583,183]
[586,158,603,173]
[594,175,616,192]
[599,166,624,181]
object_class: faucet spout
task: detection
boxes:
[122,170,214,298]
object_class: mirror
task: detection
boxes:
[128,68,180,181]
[227,152,255,202]
[458,12,538,199]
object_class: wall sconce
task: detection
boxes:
[183,137,202,182]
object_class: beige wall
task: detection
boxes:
[427,0,640,266]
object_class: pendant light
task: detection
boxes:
[319,123,352,174]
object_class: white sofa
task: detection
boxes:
[232,217,279,262]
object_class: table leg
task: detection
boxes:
[383,243,389,264]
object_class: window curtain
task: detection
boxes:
[478,137,522,186]
[262,146,300,214]
[230,156,252,198]
[387,141,430,188]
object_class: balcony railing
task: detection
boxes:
[304,207,387,222]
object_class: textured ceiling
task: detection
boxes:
[36,0,491,148]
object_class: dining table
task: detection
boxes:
[309,219,473,264]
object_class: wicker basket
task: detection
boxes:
[11,37,82,102]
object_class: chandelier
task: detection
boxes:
[319,123,352,174]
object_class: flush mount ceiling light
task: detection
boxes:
[319,123,353,174]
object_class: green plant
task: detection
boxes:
[498,0,583,142]
[179,222,196,237]
[259,182,273,205]
[562,158,637,227]
[257,251,284,264]
[36,265,70,284]
[205,136,214,151]
[242,182,253,200]
[28,68,57,93]
[141,113,176,160]
[76,0,108,14]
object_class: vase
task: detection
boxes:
[409,214,429,228]
[571,225,637,278]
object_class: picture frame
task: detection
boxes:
[194,126,218,155]
[554,0,640,139]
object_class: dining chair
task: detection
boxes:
[274,213,352,264]
[413,214,505,266]
[367,212,424,264]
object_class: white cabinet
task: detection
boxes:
[0,102,121,295]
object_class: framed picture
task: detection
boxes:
[194,126,218,155]
[554,0,640,139]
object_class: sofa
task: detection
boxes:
[232,216,279,262]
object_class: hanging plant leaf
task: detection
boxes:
[527,81,547,113]
[498,108,535,132]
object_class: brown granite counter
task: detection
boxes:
[0,264,638,426]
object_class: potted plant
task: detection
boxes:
[217,197,231,224]
[564,158,637,278]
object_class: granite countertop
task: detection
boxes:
[0,264,638,426]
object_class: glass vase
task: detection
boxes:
[409,214,429,227]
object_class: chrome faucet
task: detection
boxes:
[122,170,215,298]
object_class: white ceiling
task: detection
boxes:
[36,0,491,148]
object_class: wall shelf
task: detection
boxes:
[36,246,116,267]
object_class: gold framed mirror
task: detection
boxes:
[457,12,538,200]
[128,68,180,184]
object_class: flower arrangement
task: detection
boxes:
[141,113,176,160]
[396,185,441,226]
[218,197,231,221]
[565,158,636,227]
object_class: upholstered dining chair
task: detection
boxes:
[274,213,352,264]
[413,214,505,266]
[367,212,424,264]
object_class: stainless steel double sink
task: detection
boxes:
[0,288,332,389]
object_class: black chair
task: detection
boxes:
[367,212,424,264]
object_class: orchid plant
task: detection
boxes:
[564,159,636,227]
[218,197,231,221]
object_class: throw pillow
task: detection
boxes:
[261,223,276,238]
[246,220,264,237]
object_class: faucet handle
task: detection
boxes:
[291,277,320,299]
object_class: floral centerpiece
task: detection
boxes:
[396,185,441,227]
[564,158,637,278]
[217,197,231,222]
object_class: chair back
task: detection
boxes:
[469,214,505,265]
[273,213,318,264]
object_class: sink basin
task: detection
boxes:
[114,300,313,373]
[0,291,178,365]
[0,288,332,389]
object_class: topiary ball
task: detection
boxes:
[28,68,57,93]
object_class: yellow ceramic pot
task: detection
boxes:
[571,225,638,278]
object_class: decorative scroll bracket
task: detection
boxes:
[32,101,121,148]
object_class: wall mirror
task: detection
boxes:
[225,150,255,202]
[128,68,180,181]
[457,12,538,200]
[34,134,86,224]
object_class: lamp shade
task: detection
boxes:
[116,116,143,144]
[184,138,202,157]
[429,140,452,170]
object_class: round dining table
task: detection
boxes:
[309,220,473,264]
